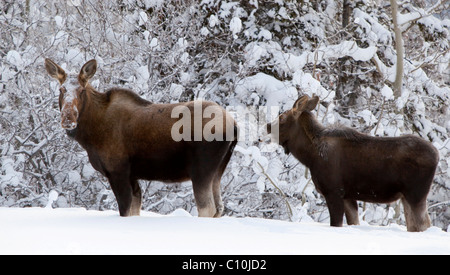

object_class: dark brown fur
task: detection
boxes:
[268,94,439,232]
[46,59,238,217]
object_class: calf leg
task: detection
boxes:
[344,199,360,225]
[402,197,431,232]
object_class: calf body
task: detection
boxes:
[268,95,439,232]
[45,59,237,217]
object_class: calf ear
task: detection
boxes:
[304,95,320,111]
[45,58,67,85]
[293,95,309,110]
[78,59,97,88]
[293,94,320,112]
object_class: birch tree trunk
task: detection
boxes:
[390,0,404,98]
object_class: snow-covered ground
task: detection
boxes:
[1,207,449,255]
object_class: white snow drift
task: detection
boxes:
[0,207,448,255]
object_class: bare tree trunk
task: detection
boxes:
[336,0,353,109]
[342,0,351,28]
[390,0,404,98]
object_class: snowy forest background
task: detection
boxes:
[1,0,449,230]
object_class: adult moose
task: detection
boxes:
[45,59,238,218]
[267,94,439,232]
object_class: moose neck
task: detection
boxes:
[73,88,108,147]
[291,112,325,169]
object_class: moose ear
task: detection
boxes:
[293,95,310,110]
[293,94,320,112]
[78,59,97,88]
[304,95,320,111]
[44,58,67,85]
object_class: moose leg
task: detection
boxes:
[107,167,134,217]
[192,181,216,217]
[109,178,133,217]
[344,199,360,225]
[401,197,431,232]
[191,166,217,218]
[212,175,224,218]
[129,179,142,216]
[325,195,345,227]
[190,142,232,217]
[213,139,238,218]
[211,142,235,218]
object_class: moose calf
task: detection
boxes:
[267,94,439,232]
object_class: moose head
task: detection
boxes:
[267,94,320,154]
[45,59,97,132]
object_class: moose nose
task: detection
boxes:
[61,120,77,130]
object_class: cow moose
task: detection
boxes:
[45,59,238,218]
[267,94,439,232]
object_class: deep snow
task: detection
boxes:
[0,207,449,255]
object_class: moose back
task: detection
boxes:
[45,59,238,218]
[267,94,439,232]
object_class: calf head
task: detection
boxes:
[267,94,319,154]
